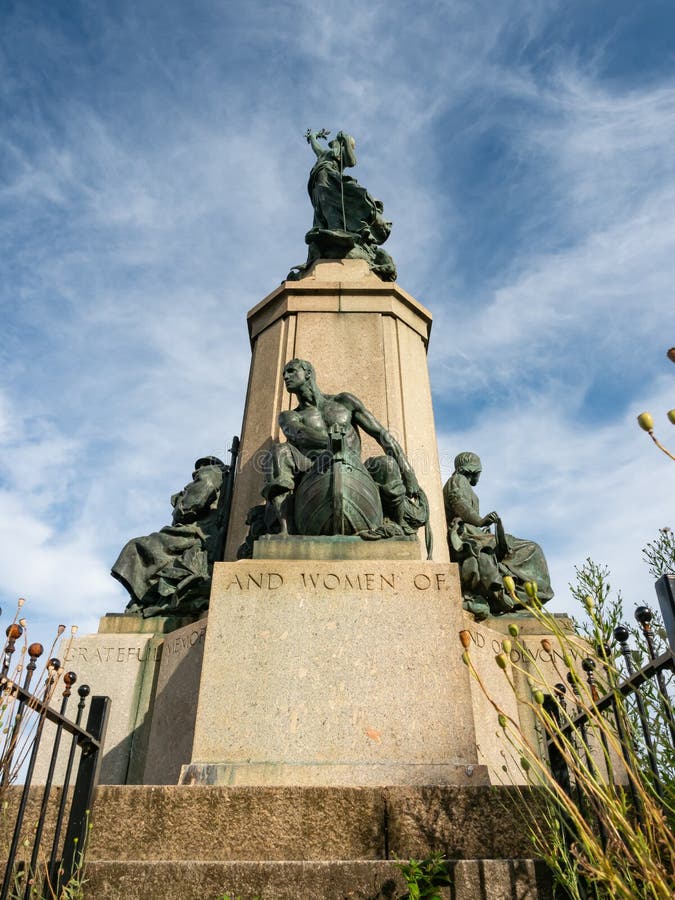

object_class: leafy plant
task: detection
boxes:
[642,526,675,579]
[460,565,675,900]
[394,853,452,900]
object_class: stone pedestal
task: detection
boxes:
[182,559,487,786]
[33,613,207,785]
[224,259,449,564]
[458,612,578,782]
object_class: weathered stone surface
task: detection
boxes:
[142,617,208,784]
[83,859,551,899]
[3,786,552,899]
[385,786,545,860]
[453,859,553,900]
[224,260,449,565]
[88,785,386,861]
[32,631,163,785]
[34,613,209,786]
[84,784,543,863]
[84,860,409,900]
[459,611,582,783]
[98,613,199,634]
[187,561,481,785]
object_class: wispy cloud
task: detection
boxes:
[1,1,674,640]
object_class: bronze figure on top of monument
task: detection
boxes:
[443,451,553,620]
[288,128,397,282]
[239,358,430,556]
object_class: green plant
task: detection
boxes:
[394,853,452,899]
[642,526,675,579]
[460,572,675,899]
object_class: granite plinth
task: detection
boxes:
[33,613,207,785]
[185,560,480,786]
[224,259,449,564]
[98,613,199,634]
[142,617,208,784]
[459,611,585,782]
[253,534,421,560]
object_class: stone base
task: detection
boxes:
[84,859,552,900]
[97,613,201,634]
[188,560,482,786]
[180,761,489,787]
[74,783,552,899]
[33,613,208,785]
[253,533,421,560]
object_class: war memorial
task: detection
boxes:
[36,130,562,898]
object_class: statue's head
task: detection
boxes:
[194,456,226,470]
[334,131,357,168]
[192,456,227,486]
[454,451,482,485]
[283,358,318,396]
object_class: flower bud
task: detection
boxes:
[495,653,508,670]
[524,581,538,599]
[461,651,470,666]
[533,690,545,705]
[459,630,471,650]
[582,595,595,614]
[498,713,508,728]
[520,756,531,771]
[668,409,675,425]
[503,575,516,597]
[508,623,519,638]
[637,412,654,432]
[502,639,512,655]
[541,638,552,653]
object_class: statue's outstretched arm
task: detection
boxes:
[305,129,327,159]
[343,394,420,494]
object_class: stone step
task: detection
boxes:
[87,785,544,862]
[84,859,553,900]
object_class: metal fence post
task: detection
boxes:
[58,695,111,884]
[655,574,675,653]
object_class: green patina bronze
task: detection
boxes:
[443,452,553,620]
[287,129,397,282]
[111,457,231,618]
[238,359,430,557]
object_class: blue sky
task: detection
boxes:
[1,0,674,641]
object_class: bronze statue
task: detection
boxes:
[258,359,429,550]
[444,452,553,620]
[288,129,397,282]
[111,457,229,618]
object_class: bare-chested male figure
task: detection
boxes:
[262,359,421,535]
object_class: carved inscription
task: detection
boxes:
[165,624,207,656]
[465,629,580,664]
[222,569,452,593]
[64,644,162,664]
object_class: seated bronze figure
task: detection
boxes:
[444,451,553,620]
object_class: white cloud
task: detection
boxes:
[1,0,674,649]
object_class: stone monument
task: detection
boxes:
[39,129,561,794]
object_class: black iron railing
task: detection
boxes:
[545,602,675,821]
[0,633,110,900]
